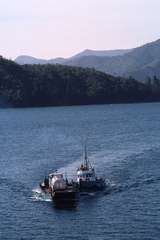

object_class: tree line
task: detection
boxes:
[0,56,160,107]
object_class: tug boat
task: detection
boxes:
[40,172,78,203]
[39,146,106,204]
[76,145,106,191]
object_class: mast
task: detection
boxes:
[84,144,88,169]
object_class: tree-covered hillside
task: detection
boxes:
[0,56,159,108]
[65,39,160,82]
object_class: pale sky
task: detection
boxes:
[0,0,160,59]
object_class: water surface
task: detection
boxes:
[0,103,160,240]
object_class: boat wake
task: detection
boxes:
[31,187,52,202]
[32,146,160,202]
[31,174,159,203]
[104,175,160,197]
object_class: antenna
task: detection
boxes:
[65,169,68,180]
[84,143,88,169]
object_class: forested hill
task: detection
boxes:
[0,56,159,108]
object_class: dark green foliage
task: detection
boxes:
[0,56,159,108]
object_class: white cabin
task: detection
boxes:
[77,164,96,183]
[49,173,67,190]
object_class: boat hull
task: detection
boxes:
[79,179,106,191]
[51,190,78,203]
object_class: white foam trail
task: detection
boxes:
[31,186,52,202]
[32,187,42,194]
[31,195,52,202]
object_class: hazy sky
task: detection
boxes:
[0,0,160,59]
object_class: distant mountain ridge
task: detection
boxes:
[65,39,160,82]
[70,48,132,58]
[15,48,132,65]
[14,39,160,82]
[15,55,66,65]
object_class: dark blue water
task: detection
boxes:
[0,103,160,240]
